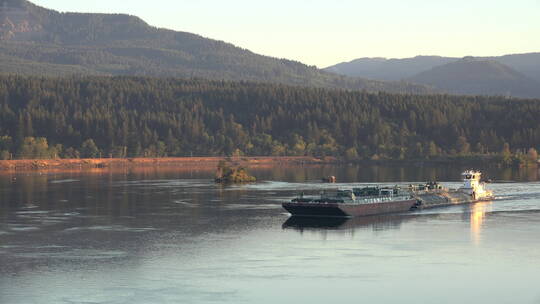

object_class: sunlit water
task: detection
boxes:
[1,164,540,304]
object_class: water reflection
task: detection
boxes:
[262,163,539,183]
[282,216,350,230]
[282,214,424,233]
[282,200,499,246]
[470,201,492,245]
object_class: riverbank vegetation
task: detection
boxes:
[0,75,539,167]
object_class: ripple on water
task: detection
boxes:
[221,204,281,210]
[172,200,198,208]
[20,204,39,209]
[232,181,430,192]
[114,179,212,189]
[15,210,49,215]
[7,225,40,232]
[266,197,292,202]
[59,212,80,217]
[15,249,128,260]
[63,225,158,233]
[34,245,68,249]
[50,179,79,184]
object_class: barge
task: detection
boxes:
[282,170,494,218]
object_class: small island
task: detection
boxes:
[215,160,256,184]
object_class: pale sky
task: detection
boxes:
[31,0,540,68]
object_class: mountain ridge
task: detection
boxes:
[407,58,540,98]
[326,56,458,81]
[0,0,430,94]
[325,53,540,98]
[326,53,540,81]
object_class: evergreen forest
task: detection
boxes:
[0,75,539,164]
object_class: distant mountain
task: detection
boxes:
[490,53,540,82]
[0,0,429,94]
[407,58,540,98]
[325,56,458,81]
[325,53,540,98]
[326,53,540,82]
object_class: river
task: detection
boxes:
[1,164,539,304]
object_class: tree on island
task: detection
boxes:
[215,160,256,184]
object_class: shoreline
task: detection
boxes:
[0,156,337,172]
[1,156,536,172]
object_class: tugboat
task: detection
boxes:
[459,170,493,201]
[283,170,494,217]
[412,170,494,210]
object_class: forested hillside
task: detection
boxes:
[0,0,428,94]
[1,76,539,162]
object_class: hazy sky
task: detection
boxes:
[31,0,540,67]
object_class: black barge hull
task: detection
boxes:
[282,199,417,217]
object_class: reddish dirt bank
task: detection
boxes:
[0,156,337,171]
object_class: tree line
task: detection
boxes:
[0,75,539,164]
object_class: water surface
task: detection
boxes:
[1,164,540,304]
